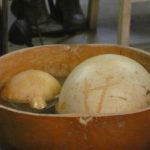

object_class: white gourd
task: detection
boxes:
[57,54,150,114]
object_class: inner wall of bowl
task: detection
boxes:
[0,45,149,89]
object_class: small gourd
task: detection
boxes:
[1,70,61,110]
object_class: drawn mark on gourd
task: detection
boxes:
[83,78,118,113]
[109,96,127,101]
[83,79,91,113]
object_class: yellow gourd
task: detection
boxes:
[1,70,61,110]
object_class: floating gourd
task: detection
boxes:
[57,54,150,114]
[1,70,61,110]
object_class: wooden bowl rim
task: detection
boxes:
[1,44,150,58]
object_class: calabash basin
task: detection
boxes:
[0,44,149,150]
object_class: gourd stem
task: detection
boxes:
[29,98,47,110]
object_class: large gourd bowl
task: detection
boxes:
[0,45,149,150]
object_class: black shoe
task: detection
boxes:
[11,0,27,20]
[9,20,33,46]
[55,0,87,32]
[32,17,65,37]
[25,0,65,37]
[11,0,65,37]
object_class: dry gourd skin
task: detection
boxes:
[1,70,61,110]
[57,54,150,114]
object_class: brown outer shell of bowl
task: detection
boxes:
[0,44,150,150]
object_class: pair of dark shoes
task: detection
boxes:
[9,0,87,46]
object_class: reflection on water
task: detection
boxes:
[0,97,58,114]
